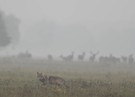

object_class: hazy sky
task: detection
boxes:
[0,0,135,57]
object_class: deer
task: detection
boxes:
[60,52,74,61]
[89,51,99,63]
[47,54,53,61]
[128,54,134,64]
[121,56,127,64]
[78,52,85,61]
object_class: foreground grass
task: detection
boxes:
[1,71,135,97]
[0,59,135,97]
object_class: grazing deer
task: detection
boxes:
[78,52,85,61]
[60,52,74,61]
[60,55,67,61]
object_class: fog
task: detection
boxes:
[0,0,135,57]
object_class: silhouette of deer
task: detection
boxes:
[60,52,74,61]
[89,51,99,63]
[108,54,120,64]
[18,50,32,58]
[78,52,85,61]
[121,56,127,64]
[128,54,134,64]
[47,54,53,61]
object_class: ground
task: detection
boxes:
[0,58,135,97]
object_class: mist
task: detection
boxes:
[1,1,135,96]
[0,0,135,57]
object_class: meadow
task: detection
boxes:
[0,58,135,97]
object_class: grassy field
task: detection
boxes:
[0,58,135,97]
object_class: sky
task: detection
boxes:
[0,0,135,57]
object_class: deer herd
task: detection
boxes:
[18,50,134,64]
[47,51,134,65]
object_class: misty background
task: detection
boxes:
[0,0,135,58]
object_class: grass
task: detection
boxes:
[0,58,135,97]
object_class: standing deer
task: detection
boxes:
[47,54,53,61]
[78,52,85,61]
[121,56,127,64]
[128,54,134,64]
[89,51,99,63]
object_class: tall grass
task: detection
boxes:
[0,58,135,97]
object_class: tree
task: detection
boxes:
[0,10,10,47]
[5,14,20,45]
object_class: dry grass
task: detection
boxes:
[0,58,135,97]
